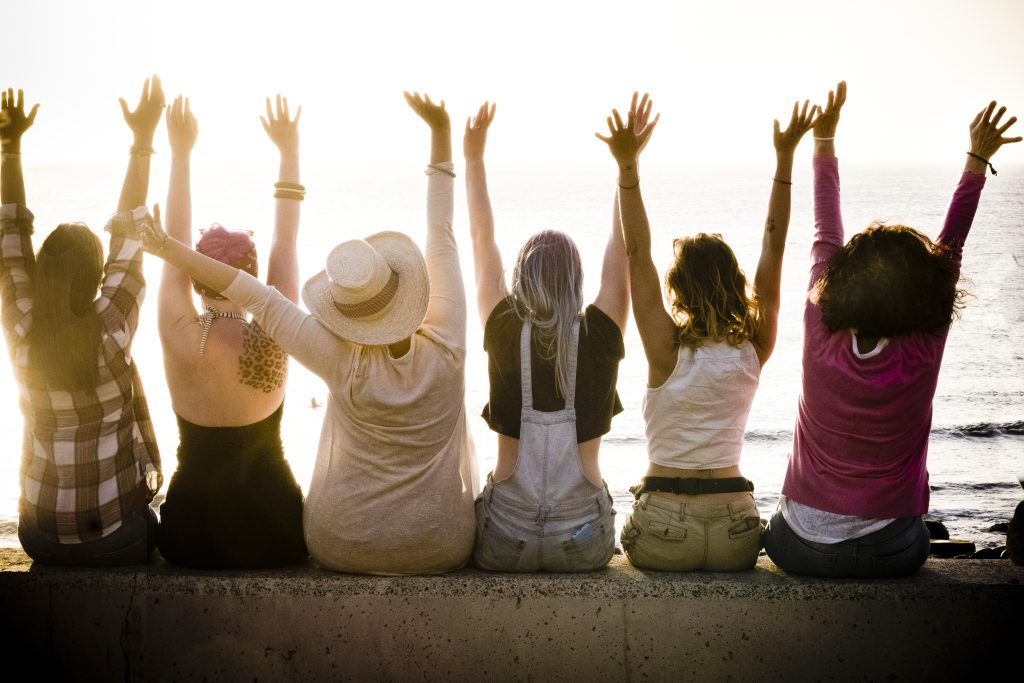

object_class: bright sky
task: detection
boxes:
[5,0,1024,168]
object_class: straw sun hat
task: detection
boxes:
[302,232,429,346]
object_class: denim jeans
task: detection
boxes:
[620,490,763,571]
[18,506,157,566]
[763,508,929,578]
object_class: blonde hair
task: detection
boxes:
[510,230,584,400]
[665,233,757,349]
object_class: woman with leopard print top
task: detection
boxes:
[153,94,308,568]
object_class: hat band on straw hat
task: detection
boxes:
[333,268,400,319]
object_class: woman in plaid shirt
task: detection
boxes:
[0,81,164,565]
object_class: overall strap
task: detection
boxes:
[563,320,580,409]
[520,318,581,410]
[520,321,534,410]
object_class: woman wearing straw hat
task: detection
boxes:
[153,94,308,569]
[138,92,478,575]
[462,100,631,572]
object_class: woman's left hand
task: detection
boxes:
[138,204,170,256]
[261,94,301,155]
[774,99,816,156]
[404,91,450,131]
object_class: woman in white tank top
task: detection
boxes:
[597,92,817,571]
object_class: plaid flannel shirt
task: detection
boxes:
[0,204,162,544]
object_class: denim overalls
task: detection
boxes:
[473,320,616,572]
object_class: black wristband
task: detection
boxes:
[966,152,997,176]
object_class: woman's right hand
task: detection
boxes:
[261,94,301,156]
[119,75,165,147]
[464,102,496,162]
[595,91,660,168]
[813,80,846,140]
[166,95,198,156]
[0,89,39,151]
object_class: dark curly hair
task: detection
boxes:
[813,223,966,338]
[665,233,757,349]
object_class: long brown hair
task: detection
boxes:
[26,224,104,390]
[814,223,965,338]
[665,233,757,349]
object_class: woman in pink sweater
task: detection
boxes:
[763,82,1021,577]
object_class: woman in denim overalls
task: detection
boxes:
[463,102,632,571]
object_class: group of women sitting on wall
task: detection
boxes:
[0,78,1018,578]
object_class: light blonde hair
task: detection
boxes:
[510,230,584,400]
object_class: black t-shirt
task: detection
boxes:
[481,297,625,443]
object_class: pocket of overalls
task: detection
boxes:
[473,517,526,571]
[563,520,614,570]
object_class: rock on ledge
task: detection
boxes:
[1,548,1021,681]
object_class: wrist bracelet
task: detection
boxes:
[1,152,21,160]
[772,177,793,185]
[814,137,835,141]
[618,177,640,190]
[274,181,305,192]
[425,163,456,178]
[130,145,155,156]
[966,152,997,176]
[274,190,305,201]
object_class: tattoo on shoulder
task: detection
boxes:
[238,322,287,393]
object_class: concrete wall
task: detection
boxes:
[1,548,1020,681]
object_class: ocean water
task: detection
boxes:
[1,160,1021,550]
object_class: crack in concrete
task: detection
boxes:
[119,571,140,682]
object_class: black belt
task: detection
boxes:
[635,476,754,497]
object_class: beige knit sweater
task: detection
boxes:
[221,163,478,574]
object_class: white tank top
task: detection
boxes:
[642,340,760,469]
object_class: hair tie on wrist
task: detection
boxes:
[966,152,997,176]
[618,178,640,190]
[813,137,835,141]
[425,163,456,178]
[772,177,793,185]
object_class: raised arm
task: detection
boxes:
[159,95,199,332]
[938,101,1020,263]
[810,81,846,277]
[0,89,40,347]
[404,92,465,347]
[750,99,816,365]
[590,190,630,332]
[597,93,676,385]
[0,89,37,206]
[261,95,302,303]
[140,207,343,379]
[463,102,508,325]
[117,76,164,213]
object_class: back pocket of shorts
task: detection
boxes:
[473,518,526,571]
[647,520,688,541]
[728,516,763,540]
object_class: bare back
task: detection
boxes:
[161,311,287,427]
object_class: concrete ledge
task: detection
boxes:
[1,548,1021,681]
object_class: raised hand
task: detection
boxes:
[813,80,846,140]
[0,89,40,150]
[595,91,660,168]
[261,94,301,155]
[464,102,496,162]
[138,204,169,255]
[166,95,198,156]
[119,75,165,146]
[969,101,1021,162]
[404,91,450,131]
[774,99,817,155]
